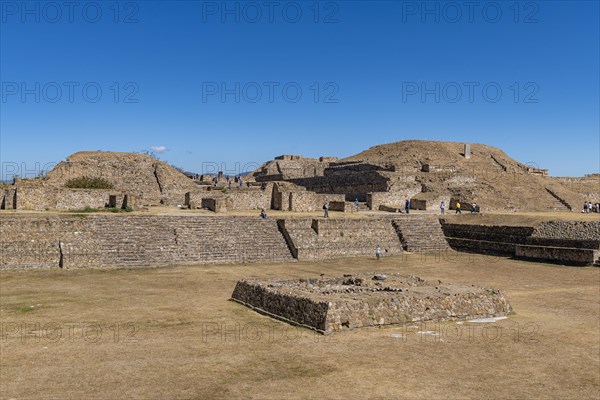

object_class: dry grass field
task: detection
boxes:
[1,251,599,399]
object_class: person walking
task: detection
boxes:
[471,203,477,214]
[323,201,329,218]
[455,201,462,214]
[405,199,410,214]
[354,198,359,212]
[376,244,381,261]
[440,200,445,215]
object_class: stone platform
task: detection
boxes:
[231,273,512,334]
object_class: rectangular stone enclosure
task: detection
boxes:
[231,273,512,334]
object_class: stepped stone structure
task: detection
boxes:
[441,220,600,266]
[1,152,199,210]
[277,217,403,260]
[0,214,454,269]
[2,141,597,213]
[231,273,513,334]
[0,216,294,269]
[392,216,449,252]
[250,140,599,212]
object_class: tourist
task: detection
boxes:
[456,201,462,214]
[227,178,231,190]
[471,203,477,214]
[583,201,588,213]
[405,199,410,214]
[260,209,267,219]
[376,244,381,261]
[213,177,218,187]
[440,200,446,215]
[354,198,359,212]
[323,201,329,218]
[239,178,243,189]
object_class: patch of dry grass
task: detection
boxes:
[1,254,599,399]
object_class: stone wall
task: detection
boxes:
[0,215,294,269]
[231,274,513,334]
[441,223,533,256]
[532,221,600,241]
[515,245,598,266]
[201,197,231,213]
[8,186,136,211]
[273,187,345,212]
[367,188,422,211]
[441,221,600,265]
[186,184,273,211]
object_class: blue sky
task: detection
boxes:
[1,0,598,179]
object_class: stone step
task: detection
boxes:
[392,219,449,252]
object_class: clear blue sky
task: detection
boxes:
[1,0,598,179]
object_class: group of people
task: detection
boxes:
[582,201,599,213]
[214,176,244,189]
[439,200,478,215]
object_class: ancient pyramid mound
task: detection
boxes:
[252,140,599,212]
[40,151,198,205]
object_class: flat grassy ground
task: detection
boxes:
[1,253,599,399]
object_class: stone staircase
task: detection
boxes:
[544,188,572,211]
[278,218,403,260]
[392,216,449,252]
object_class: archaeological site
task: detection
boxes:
[2,139,598,399]
[1,140,598,273]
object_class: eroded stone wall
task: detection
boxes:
[9,186,136,211]
[367,188,422,211]
[532,221,600,241]
[231,274,513,334]
[0,215,294,269]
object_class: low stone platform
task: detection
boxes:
[515,245,599,266]
[231,273,512,334]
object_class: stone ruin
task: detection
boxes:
[2,141,597,213]
[231,273,512,334]
[249,141,598,213]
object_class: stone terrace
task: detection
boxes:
[0,215,294,269]
[231,273,513,334]
[277,217,404,260]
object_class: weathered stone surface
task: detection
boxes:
[0,215,294,269]
[441,221,600,265]
[231,273,513,334]
[277,217,404,260]
[515,245,598,265]
[533,221,600,241]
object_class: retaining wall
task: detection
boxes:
[0,215,293,269]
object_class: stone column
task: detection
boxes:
[464,143,471,159]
